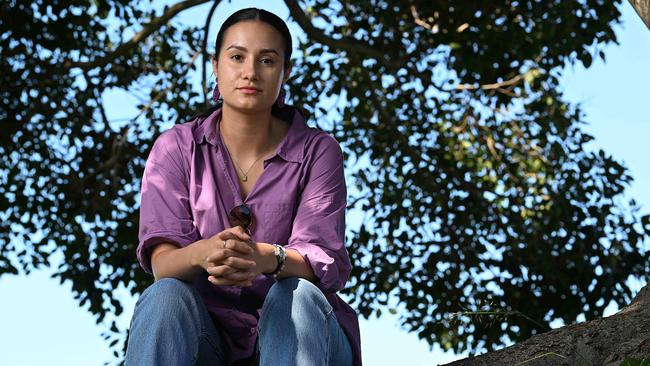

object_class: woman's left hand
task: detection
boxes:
[206,241,276,287]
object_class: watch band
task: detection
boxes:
[264,244,286,279]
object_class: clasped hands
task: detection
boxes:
[201,226,274,287]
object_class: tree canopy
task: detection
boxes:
[1,0,649,359]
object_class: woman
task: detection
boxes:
[125,7,361,366]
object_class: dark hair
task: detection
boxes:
[215,8,292,70]
[193,8,295,121]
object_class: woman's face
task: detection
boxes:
[213,20,290,114]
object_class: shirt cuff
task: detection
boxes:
[284,242,348,292]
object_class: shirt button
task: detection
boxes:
[249,327,257,335]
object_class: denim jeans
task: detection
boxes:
[125,277,353,366]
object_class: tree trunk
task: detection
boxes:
[629,0,650,29]
[444,284,650,365]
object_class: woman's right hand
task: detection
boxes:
[199,226,257,287]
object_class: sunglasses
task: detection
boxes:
[229,204,253,233]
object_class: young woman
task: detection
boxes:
[125,7,361,366]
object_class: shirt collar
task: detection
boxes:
[191,107,309,164]
[191,108,221,146]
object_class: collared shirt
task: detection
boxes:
[136,107,362,365]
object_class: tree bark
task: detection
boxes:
[629,0,650,29]
[444,284,650,365]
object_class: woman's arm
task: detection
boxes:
[151,227,256,284]
[150,242,206,282]
[281,134,351,292]
[205,241,316,285]
[205,134,347,288]
[277,248,317,281]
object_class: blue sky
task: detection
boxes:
[0,2,649,365]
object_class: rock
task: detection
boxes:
[443,284,650,366]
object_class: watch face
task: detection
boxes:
[278,245,287,260]
[266,244,287,277]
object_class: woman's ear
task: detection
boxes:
[283,64,292,83]
[211,55,218,79]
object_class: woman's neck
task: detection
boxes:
[220,105,276,158]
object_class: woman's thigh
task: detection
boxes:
[258,277,353,365]
[126,278,229,366]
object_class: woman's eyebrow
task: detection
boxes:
[225,44,279,55]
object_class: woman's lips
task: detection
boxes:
[238,87,261,95]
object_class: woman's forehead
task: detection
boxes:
[221,20,285,53]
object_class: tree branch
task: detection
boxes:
[456,74,524,91]
[410,5,439,34]
[133,48,203,121]
[64,0,212,70]
[80,48,202,190]
[283,0,405,69]
[629,0,650,29]
[202,1,220,106]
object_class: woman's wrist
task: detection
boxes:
[260,242,278,274]
[191,239,211,270]
[264,244,286,278]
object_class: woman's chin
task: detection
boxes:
[224,99,274,113]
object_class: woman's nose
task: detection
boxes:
[242,59,258,80]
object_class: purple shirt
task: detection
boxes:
[136,107,361,365]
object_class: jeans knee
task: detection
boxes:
[136,278,200,317]
[263,277,331,316]
[144,278,195,297]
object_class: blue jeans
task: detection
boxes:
[125,277,353,365]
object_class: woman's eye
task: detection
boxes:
[231,54,243,61]
[260,58,274,65]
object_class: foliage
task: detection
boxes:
[621,358,650,366]
[1,0,649,358]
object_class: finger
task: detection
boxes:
[206,249,255,266]
[205,248,242,264]
[208,275,254,287]
[217,227,250,242]
[206,264,238,277]
[232,225,250,239]
[221,269,256,282]
[224,239,254,255]
[205,248,228,264]
[206,264,255,280]
[222,256,256,271]
[206,264,253,282]
[207,236,252,256]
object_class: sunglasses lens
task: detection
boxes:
[229,204,252,230]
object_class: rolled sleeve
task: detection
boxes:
[286,135,351,293]
[137,131,199,274]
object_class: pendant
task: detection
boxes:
[241,175,248,182]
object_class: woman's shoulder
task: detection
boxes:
[158,116,202,144]
[149,116,203,165]
[300,127,344,164]
[281,107,343,163]
[161,109,214,144]
[303,127,342,152]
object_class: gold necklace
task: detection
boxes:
[230,150,267,182]
[221,130,273,182]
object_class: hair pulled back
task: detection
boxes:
[193,8,295,121]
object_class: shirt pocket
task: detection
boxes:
[256,201,293,244]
